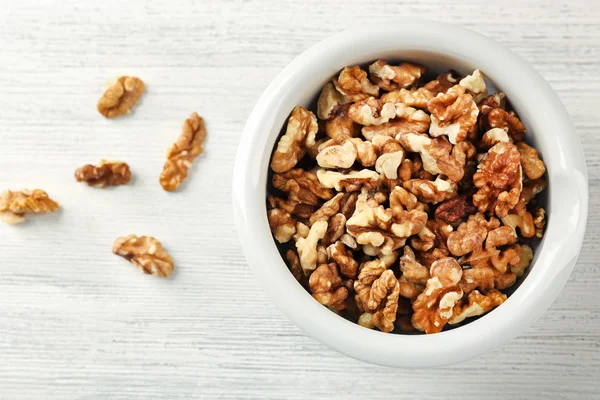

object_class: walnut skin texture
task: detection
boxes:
[266,62,547,334]
[97,76,145,118]
[75,160,131,188]
[112,235,174,278]
[0,189,59,224]
[160,112,207,192]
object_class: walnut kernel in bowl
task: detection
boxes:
[266,61,547,334]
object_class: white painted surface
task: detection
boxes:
[0,0,598,398]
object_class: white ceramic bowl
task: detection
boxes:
[232,21,588,367]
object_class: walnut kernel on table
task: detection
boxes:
[74,160,131,188]
[0,189,59,224]
[112,234,174,278]
[97,76,145,118]
[266,61,548,334]
[160,112,207,192]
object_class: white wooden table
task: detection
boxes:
[1,1,599,398]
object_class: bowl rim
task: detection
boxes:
[232,21,588,367]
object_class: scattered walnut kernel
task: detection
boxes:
[97,76,145,118]
[75,160,131,188]
[0,189,59,224]
[159,112,207,192]
[112,234,174,278]
[267,61,547,334]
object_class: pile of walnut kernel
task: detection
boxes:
[266,61,547,334]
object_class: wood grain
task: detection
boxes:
[1,0,599,398]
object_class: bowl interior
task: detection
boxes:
[267,50,542,299]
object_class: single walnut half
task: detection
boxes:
[516,142,546,180]
[375,143,404,180]
[533,207,546,239]
[285,249,305,283]
[480,128,512,150]
[427,84,479,144]
[325,105,360,143]
[267,195,315,220]
[458,70,488,103]
[160,112,207,192]
[500,200,537,239]
[316,140,357,169]
[271,106,318,173]
[75,160,131,188]
[328,240,359,278]
[309,262,348,310]
[112,234,174,278]
[348,97,396,126]
[481,108,526,142]
[268,209,296,243]
[473,142,523,217]
[449,289,506,324]
[435,194,477,224]
[400,245,430,285]
[447,213,500,256]
[316,168,381,192]
[333,66,379,102]
[354,261,400,332]
[412,257,464,334]
[361,104,430,140]
[0,189,60,224]
[423,70,462,95]
[346,188,415,255]
[273,169,334,205]
[398,133,464,182]
[403,177,457,204]
[295,220,328,274]
[97,76,145,118]
[479,92,506,113]
[317,83,348,120]
[368,60,425,91]
[381,87,434,109]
